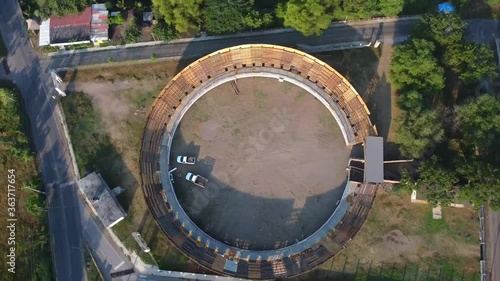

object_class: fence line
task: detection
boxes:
[479,206,486,281]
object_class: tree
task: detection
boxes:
[152,20,179,41]
[124,19,142,43]
[395,109,445,158]
[456,95,500,159]
[397,90,425,111]
[202,0,251,34]
[341,0,377,19]
[417,156,459,207]
[414,14,466,48]
[444,43,497,84]
[377,0,405,17]
[283,0,339,36]
[22,0,91,19]
[457,160,500,209]
[152,0,203,33]
[390,39,445,93]
[243,10,274,30]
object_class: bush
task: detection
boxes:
[124,19,142,44]
[152,21,179,41]
[108,13,125,25]
[151,53,158,61]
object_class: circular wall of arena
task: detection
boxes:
[140,44,377,279]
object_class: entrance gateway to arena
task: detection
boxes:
[140,44,388,279]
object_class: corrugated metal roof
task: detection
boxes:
[90,4,109,41]
[50,7,91,28]
[364,136,384,183]
[39,19,50,47]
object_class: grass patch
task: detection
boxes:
[123,237,157,266]
[291,190,480,281]
[0,87,54,281]
[424,209,447,234]
[83,243,103,281]
[60,92,119,178]
[232,128,240,136]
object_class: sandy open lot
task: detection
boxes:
[170,77,352,250]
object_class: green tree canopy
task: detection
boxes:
[457,160,500,209]
[152,20,179,41]
[456,94,500,159]
[395,109,445,159]
[414,13,466,48]
[390,39,445,93]
[417,156,459,207]
[283,0,339,36]
[21,0,90,19]
[397,90,425,111]
[202,0,252,34]
[152,0,203,33]
[444,43,497,84]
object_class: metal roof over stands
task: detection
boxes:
[364,136,384,183]
[140,45,379,279]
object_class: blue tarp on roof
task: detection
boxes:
[438,2,456,13]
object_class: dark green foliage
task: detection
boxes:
[458,160,500,209]
[444,42,497,84]
[20,0,91,19]
[61,92,111,173]
[0,88,31,161]
[152,0,203,33]
[202,0,273,34]
[394,109,445,159]
[124,19,142,43]
[390,39,445,93]
[397,90,425,111]
[414,14,466,49]
[202,0,250,34]
[456,95,500,159]
[152,20,179,41]
[417,156,459,206]
[283,0,339,36]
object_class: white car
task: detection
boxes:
[185,172,208,188]
[176,156,196,165]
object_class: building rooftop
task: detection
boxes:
[78,172,126,228]
[364,136,384,183]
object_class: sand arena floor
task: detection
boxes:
[170,77,351,250]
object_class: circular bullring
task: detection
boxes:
[140,44,377,279]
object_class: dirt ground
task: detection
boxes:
[170,77,351,250]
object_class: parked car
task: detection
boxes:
[185,172,208,188]
[177,156,196,164]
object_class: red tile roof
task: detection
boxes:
[50,7,91,28]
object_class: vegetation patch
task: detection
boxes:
[0,86,54,281]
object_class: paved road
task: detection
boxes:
[44,20,417,68]
[0,1,85,281]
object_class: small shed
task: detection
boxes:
[26,18,40,31]
[78,172,126,228]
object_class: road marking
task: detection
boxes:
[114,261,125,270]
